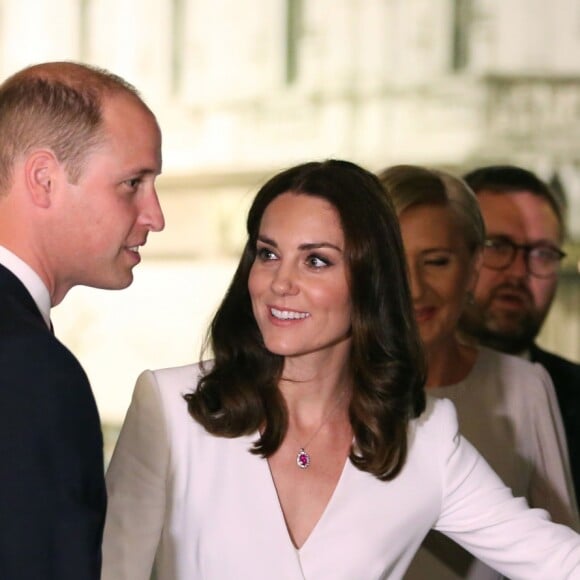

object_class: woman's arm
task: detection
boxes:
[432,399,580,579]
[102,371,170,580]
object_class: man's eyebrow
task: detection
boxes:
[131,168,160,177]
[487,234,559,246]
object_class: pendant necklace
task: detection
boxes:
[292,388,348,470]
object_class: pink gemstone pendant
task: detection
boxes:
[296,448,311,469]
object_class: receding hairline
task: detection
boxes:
[2,61,140,98]
[0,61,157,192]
[5,61,137,85]
[0,60,154,136]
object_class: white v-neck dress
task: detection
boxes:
[102,363,580,580]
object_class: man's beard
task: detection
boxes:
[459,289,542,355]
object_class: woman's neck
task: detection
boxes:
[279,355,352,429]
[424,335,478,388]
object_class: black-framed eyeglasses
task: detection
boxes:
[483,237,566,279]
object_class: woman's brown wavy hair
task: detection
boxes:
[185,159,426,481]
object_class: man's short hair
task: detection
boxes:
[0,61,143,193]
[463,165,566,238]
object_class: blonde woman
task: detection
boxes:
[380,164,578,580]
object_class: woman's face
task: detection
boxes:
[248,192,352,364]
[399,203,479,352]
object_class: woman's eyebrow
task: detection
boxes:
[257,235,342,252]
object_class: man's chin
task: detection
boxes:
[478,331,532,355]
[460,310,539,355]
[480,318,540,355]
[113,276,134,290]
[90,273,134,291]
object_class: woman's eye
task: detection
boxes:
[256,247,277,261]
[307,255,330,268]
[425,257,450,267]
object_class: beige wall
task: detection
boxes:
[2,0,579,427]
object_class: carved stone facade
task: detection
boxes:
[1,0,578,422]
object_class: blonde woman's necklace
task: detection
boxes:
[292,389,348,470]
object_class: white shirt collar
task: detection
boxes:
[0,245,52,329]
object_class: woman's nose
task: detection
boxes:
[408,266,424,301]
[271,264,298,296]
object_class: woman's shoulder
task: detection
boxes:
[477,346,540,375]
[475,347,555,398]
[404,398,466,481]
[131,361,211,420]
[411,396,458,441]
[150,361,206,388]
[143,360,212,391]
[126,361,222,449]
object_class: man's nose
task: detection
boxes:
[508,247,529,278]
[141,189,165,232]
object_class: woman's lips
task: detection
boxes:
[267,306,311,325]
[414,306,437,323]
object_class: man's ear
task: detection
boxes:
[24,150,61,209]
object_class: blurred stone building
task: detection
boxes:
[1,0,578,434]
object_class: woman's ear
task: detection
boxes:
[24,150,60,209]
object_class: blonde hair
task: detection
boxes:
[378,164,485,253]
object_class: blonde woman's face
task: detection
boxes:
[399,204,479,351]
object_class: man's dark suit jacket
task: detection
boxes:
[531,344,580,504]
[0,264,106,579]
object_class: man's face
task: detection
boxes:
[50,92,165,303]
[460,190,562,353]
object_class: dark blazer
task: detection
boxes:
[0,264,105,579]
[531,344,580,503]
